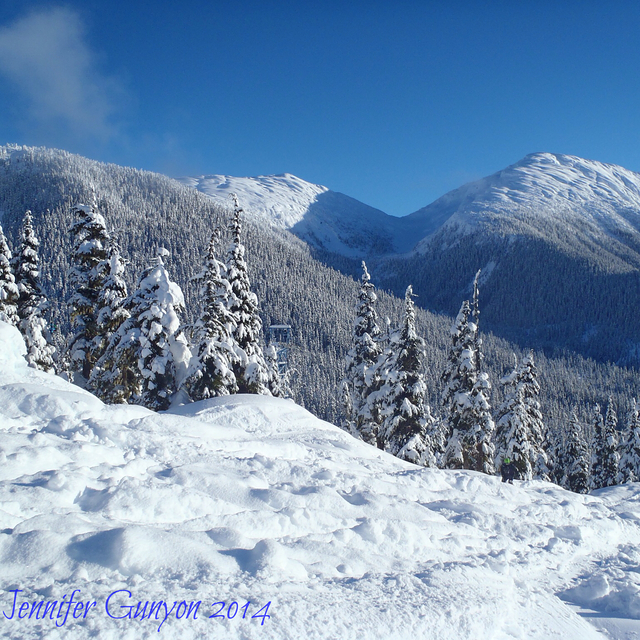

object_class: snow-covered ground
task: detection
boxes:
[1,319,640,639]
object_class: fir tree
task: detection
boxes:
[590,403,605,488]
[184,228,239,400]
[265,343,292,399]
[592,397,620,489]
[105,257,190,410]
[68,196,110,380]
[88,241,131,400]
[226,195,270,395]
[342,261,383,445]
[442,272,495,474]
[376,286,435,466]
[0,224,19,326]
[619,398,640,484]
[494,351,548,480]
[564,411,591,494]
[15,211,55,372]
[546,424,565,486]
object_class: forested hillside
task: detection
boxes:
[0,145,637,438]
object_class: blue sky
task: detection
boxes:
[0,1,639,216]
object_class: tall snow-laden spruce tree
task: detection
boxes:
[546,424,565,486]
[88,240,130,400]
[441,271,495,474]
[564,411,591,494]
[619,398,640,484]
[494,350,548,480]
[592,397,620,489]
[376,285,435,466]
[0,224,19,326]
[342,261,383,445]
[68,196,111,380]
[226,195,270,395]
[590,403,605,488]
[184,227,239,400]
[104,256,190,410]
[15,211,55,372]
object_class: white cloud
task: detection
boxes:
[0,7,122,142]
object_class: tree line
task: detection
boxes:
[342,263,640,493]
[0,195,288,411]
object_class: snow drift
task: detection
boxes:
[1,320,640,639]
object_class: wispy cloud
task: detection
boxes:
[0,6,123,143]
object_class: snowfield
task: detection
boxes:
[1,320,640,639]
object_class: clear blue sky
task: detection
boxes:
[0,0,639,216]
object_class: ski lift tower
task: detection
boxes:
[267,324,292,377]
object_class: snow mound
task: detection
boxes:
[1,320,640,638]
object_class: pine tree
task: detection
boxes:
[265,344,292,399]
[104,257,190,410]
[0,224,19,326]
[494,351,548,480]
[590,403,605,488]
[564,411,591,494]
[342,261,383,445]
[226,195,270,395]
[184,228,239,400]
[15,211,55,372]
[68,196,110,380]
[619,398,640,484]
[88,241,131,399]
[442,272,495,473]
[376,286,435,466]
[546,424,565,486]
[591,400,620,489]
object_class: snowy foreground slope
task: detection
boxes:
[1,323,640,639]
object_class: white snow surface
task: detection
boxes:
[180,154,640,258]
[177,174,415,256]
[411,152,640,250]
[1,319,640,638]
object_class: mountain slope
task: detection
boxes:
[182,154,640,366]
[368,153,640,367]
[177,173,399,257]
[1,319,639,639]
[1,145,638,434]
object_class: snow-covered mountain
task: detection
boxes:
[409,152,640,258]
[2,319,640,639]
[179,154,640,367]
[177,173,400,257]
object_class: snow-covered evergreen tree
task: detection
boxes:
[184,228,239,400]
[590,400,620,489]
[441,273,495,474]
[14,211,55,372]
[564,411,591,494]
[592,397,620,489]
[375,286,435,466]
[546,424,565,486]
[494,350,548,480]
[590,403,604,488]
[619,398,640,484]
[88,241,130,399]
[342,261,383,445]
[0,224,19,326]
[103,257,190,410]
[67,196,110,380]
[226,195,270,395]
[265,343,292,399]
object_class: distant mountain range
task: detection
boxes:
[181,153,640,366]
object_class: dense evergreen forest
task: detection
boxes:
[1,145,639,488]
